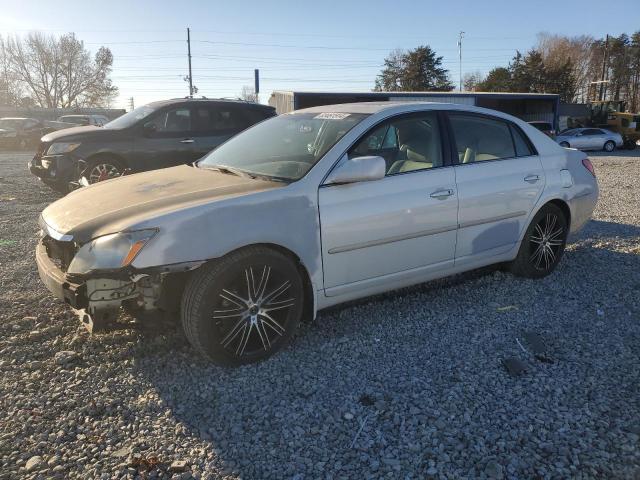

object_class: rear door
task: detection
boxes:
[133,105,197,170]
[447,112,545,263]
[583,128,606,149]
[191,104,259,159]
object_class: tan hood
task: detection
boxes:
[41,165,283,243]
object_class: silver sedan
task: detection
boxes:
[36,102,599,365]
[556,127,623,152]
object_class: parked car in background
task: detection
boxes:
[35,102,598,365]
[0,117,52,150]
[556,127,623,152]
[57,114,111,127]
[31,98,276,192]
[528,121,556,138]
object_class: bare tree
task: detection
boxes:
[0,36,23,106]
[4,32,117,108]
[462,71,484,91]
[537,32,594,102]
[239,85,258,103]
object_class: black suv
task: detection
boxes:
[30,98,276,192]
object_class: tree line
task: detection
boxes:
[0,32,117,109]
[375,32,640,112]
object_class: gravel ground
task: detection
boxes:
[0,150,639,480]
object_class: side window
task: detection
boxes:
[349,112,443,175]
[510,124,535,157]
[449,114,515,163]
[583,129,602,136]
[194,106,252,134]
[145,107,191,134]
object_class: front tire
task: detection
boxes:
[181,247,304,365]
[603,140,615,152]
[85,156,125,184]
[559,141,570,148]
[509,204,568,278]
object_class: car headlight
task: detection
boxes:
[67,229,157,275]
[47,142,81,155]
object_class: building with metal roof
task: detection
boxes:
[269,91,560,130]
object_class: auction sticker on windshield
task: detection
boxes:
[314,113,351,120]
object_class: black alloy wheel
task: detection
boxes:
[509,203,568,278]
[181,247,304,365]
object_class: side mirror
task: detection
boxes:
[324,155,386,185]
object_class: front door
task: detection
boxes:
[134,106,198,171]
[446,112,545,263]
[319,111,458,296]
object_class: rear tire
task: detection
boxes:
[509,204,568,278]
[603,140,615,152]
[181,247,304,366]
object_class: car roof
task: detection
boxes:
[0,117,34,121]
[147,98,275,110]
[293,101,532,122]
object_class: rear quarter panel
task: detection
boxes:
[524,125,599,237]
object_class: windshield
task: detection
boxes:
[198,112,368,181]
[0,119,25,129]
[104,105,156,129]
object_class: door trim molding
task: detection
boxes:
[458,210,527,229]
[327,225,458,254]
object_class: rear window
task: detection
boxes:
[449,113,515,163]
[194,105,254,133]
[510,125,535,157]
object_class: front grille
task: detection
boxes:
[43,236,77,272]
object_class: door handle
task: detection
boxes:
[430,189,454,199]
[180,138,195,144]
[524,175,540,183]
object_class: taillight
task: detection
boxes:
[582,158,596,177]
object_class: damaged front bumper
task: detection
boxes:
[36,238,200,332]
[36,241,139,331]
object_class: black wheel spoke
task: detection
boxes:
[528,210,565,271]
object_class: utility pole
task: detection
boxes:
[599,34,609,102]
[458,31,465,91]
[187,27,194,98]
[128,97,135,111]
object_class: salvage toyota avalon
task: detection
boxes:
[36,102,599,365]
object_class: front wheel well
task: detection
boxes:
[85,152,128,169]
[175,243,315,322]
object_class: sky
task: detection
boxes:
[1,0,639,110]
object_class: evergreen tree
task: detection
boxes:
[375,46,453,92]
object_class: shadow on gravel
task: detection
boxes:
[129,219,640,478]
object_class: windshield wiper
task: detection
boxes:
[199,165,244,177]
[200,164,291,183]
